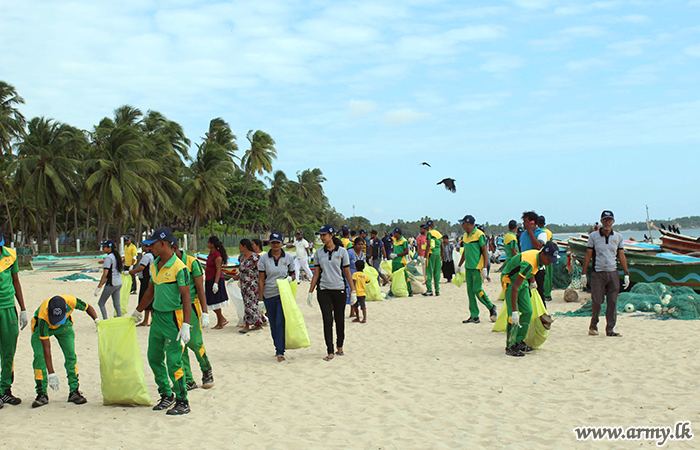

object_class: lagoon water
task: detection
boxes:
[552,228,700,241]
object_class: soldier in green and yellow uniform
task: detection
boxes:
[30,295,98,408]
[501,242,558,357]
[0,227,28,408]
[423,220,442,296]
[458,215,497,324]
[390,228,412,296]
[133,227,192,415]
[172,242,214,390]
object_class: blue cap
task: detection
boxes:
[124,235,132,241]
[47,296,68,326]
[393,227,402,235]
[420,224,428,229]
[269,231,283,243]
[601,210,614,220]
[542,241,559,264]
[296,230,303,235]
[100,239,116,248]
[359,229,367,235]
[316,224,334,235]
[508,220,518,229]
[458,215,475,224]
[340,225,349,232]
[142,227,176,246]
[426,220,434,226]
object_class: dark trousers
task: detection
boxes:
[318,290,346,355]
[263,295,285,356]
[442,260,455,281]
[371,258,387,282]
[535,269,546,305]
[590,271,620,334]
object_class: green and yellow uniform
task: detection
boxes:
[425,229,443,294]
[178,253,212,385]
[149,254,190,402]
[501,250,540,347]
[31,295,87,395]
[503,231,520,265]
[0,246,20,392]
[341,237,352,249]
[462,228,494,319]
[542,228,554,299]
[392,236,412,295]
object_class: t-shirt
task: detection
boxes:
[442,241,455,262]
[462,229,487,270]
[501,250,541,287]
[205,249,223,280]
[416,234,427,257]
[293,239,310,259]
[33,295,88,338]
[150,253,189,312]
[519,227,546,252]
[124,243,137,267]
[313,245,350,291]
[392,237,409,265]
[352,271,370,297]
[348,248,366,275]
[587,229,624,272]
[103,253,122,287]
[427,229,443,257]
[257,250,295,298]
[382,236,393,256]
[137,252,154,280]
[503,232,520,264]
[341,237,351,249]
[179,252,204,304]
[0,246,19,309]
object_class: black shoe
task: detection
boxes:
[153,393,175,411]
[544,296,552,303]
[202,369,214,389]
[489,306,498,322]
[166,400,191,415]
[186,381,198,391]
[435,292,440,297]
[505,346,525,357]
[67,389,87,405]
[408,293,413,297]
[32,393,49,408]
[515,342,535,353]
[422,291,433,297]
[462,317,480,324]
[1,389,21,406]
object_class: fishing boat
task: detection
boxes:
[659,230,700,255]
[627,259,700,292]
[567,235,667,264]
[31,254,104,271]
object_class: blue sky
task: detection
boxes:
[2,0,699,226]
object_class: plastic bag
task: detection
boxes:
[227,281,245,327]
[408,272,426,294]
[452,271,465,288]
[277,279,310,349]
[492,303,508,332]
[380,261,393,276]
[524,289,550,349]
[363,266,383,301]
[97,316,151,406]
[390,268,409,297]
[115,274,132,316]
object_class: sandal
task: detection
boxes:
[335,349,344,356]
[323,355,334,361]
[276,355,286,362]
[607,332,622,337]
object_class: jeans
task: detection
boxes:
[263,295,285,356]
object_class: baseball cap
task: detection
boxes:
[517,227,524,234]
[296,230,303,235]
[420,224,428,229]
[458,215,475,224]
[100,239,116,248]
[537,216,546,226]
[269,231,283,243]
[541,241,559,264]
[124,235,132,241]
[370,230,378,235]
[47,296,68,326]
[508,220,518,229]
[142,227,177,246]
[359,229,367,235]
[340,225,349,232]
[601,210,614,220]
[316,224,334,235]
[393,227,402,235]
[426,220,434,226]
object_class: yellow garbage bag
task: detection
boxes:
[390,268,409,297]
[380,261,392,276]
[492,303,508,332]
[97,316,151,406]
[408,272,426,294]
[524,289,550,349]
[452,271,465,288]
[115,274,131,317]
[363,267,383,301]
[277,279,310,349]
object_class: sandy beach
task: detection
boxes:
[4,268,699,449]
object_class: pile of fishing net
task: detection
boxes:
[557,282,700,320]
[53,273,99,282]
[552,256,573,290]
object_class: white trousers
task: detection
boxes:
[295,257,313,281]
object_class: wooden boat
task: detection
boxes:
[627,260,700,292]
[567,236,685,264]
[659,230,700,255]
[31,255,104,271]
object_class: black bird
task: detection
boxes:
[644,234,649,241]
[421,162,431,167]
[437,178,456,193]
[660,223,666,230]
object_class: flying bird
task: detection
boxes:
[437,178,456,193]
[421,162,431,167]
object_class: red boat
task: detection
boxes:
[659,230,700,255]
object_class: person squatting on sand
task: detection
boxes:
[309,224,356,362]
[458,215,497,324]
[132,227,193,415]
[30,295,98,408]
[258,232,296,363]
[95,239,123,319]
[0,226,28,408]
[502,241,559,357]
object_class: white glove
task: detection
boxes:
[48,373,59,391]
[580,274,587,287]
[481,268,487,279]
[623,275,630,289]
[511,311,521,328]
[212,283,219,294]
[131,309,142,321]
[177,323,191,346]
[94,287,101,297]
[351,291,358,304]
[94,318,101,325]
[307,292,313,307]
[19,310,28,330]
[200,312,210,328]
[389,253,397,259]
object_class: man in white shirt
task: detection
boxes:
[286,231,313,282]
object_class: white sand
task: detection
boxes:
[4,269,699,449]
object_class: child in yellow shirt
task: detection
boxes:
[351,261,370,323]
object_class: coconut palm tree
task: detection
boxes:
[266,170,289,231]
[0,81,26,155]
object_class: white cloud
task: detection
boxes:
[685,44,700,57]
[566,58,607,71]
[395,25,506,59]
[348,100,378,117]
[561,26,607,37]
[455,93,510,111]
[511,0,552,9]
[608,39,651,56]
[480,54,525,73]
[382,109,430,125]
[555,1,622,15]
[619,14,651,24]
[609,65,661,85]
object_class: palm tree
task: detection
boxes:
[0,81,26,155]
[227,130,276,234]
[266,170,289,231]
[292,168,326,207]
